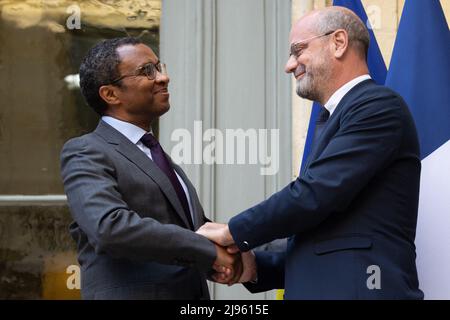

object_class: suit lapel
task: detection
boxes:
[302,79,375,175]
[94,121,192,229]
[301,117,334,175]
[171,162,204,230]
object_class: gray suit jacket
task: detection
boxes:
[60,120,216,299]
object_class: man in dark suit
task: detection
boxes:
[199,7,424,299]
[60,38,240,299]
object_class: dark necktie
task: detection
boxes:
[141,133,194,230]
[300,107,330,177]
[311,107,330,148]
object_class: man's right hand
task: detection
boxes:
[211,245,257,285]
[211,244,243,285]
[227,246,257,284]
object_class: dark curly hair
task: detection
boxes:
[79,37,143,115]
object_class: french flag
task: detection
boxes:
[386,0,450,299]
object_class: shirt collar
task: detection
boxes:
[324,74,371,116]
[101,116,150,144]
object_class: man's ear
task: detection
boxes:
[99,85,121,107]
[332,29,349,59]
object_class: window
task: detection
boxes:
[0,0,161,299]
[0,0,161,195]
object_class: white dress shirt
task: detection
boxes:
[324,74,372,117]
[102,116,195,224]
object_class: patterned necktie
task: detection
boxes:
[140,133,194,230]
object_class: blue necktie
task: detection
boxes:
[141,133,194,230]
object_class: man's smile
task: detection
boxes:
[295,71,306,80]
[155,87,169,96]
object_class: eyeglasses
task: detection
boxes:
[110,61,167,84]
[289,30,336,59]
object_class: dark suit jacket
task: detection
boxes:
[229,80,424,299]
[60,120,216,300]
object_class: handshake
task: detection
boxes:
[196,222,257,286]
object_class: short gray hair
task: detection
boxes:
[314,7,370,59]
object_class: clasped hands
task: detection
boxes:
[196,222,257,286]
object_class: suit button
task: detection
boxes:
[242,241,250,251]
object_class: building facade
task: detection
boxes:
[0,0,448,299]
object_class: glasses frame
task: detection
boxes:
[289,30,336,59]
[110,61,166,85]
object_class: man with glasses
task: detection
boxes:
[199,6,424,299]
[60,38,241,299]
